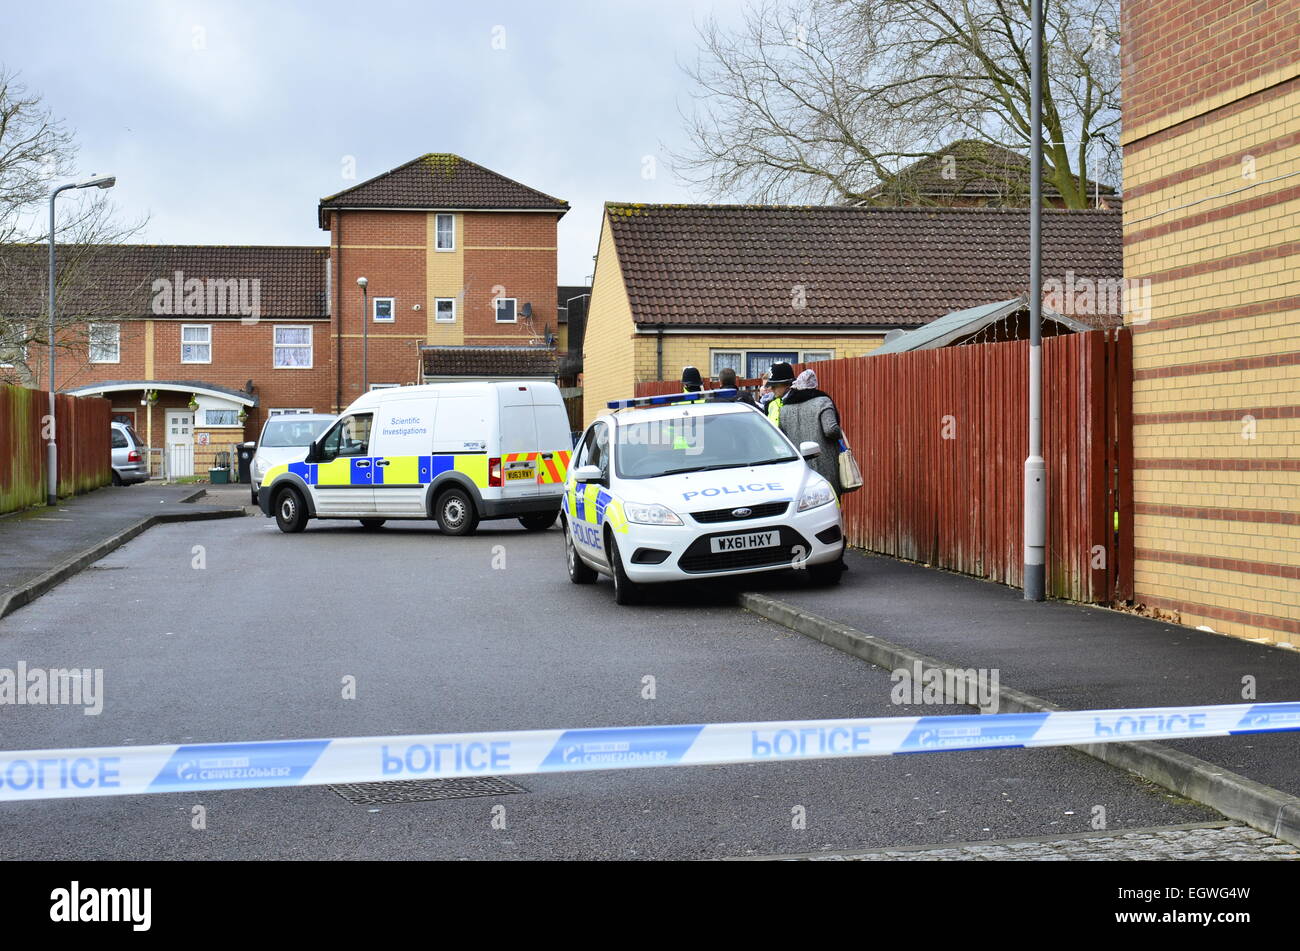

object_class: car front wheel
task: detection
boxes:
[274,486,309,533]
[564,517,597,584]
[606,532,641,605]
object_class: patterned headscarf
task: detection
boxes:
[792,369,819,390]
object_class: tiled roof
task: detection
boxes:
[0,244,328,319]
[863,139,1118,205]
[420,346,558,379]
[603,203,1122,329]
[320,154,569,224]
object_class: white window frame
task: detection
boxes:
[710,350,743,378]
[799,349,834,363]
[494,297,517,323]
[268,408,312,416]
[89,322,121,364]
[273,324,313,369]
[181,324,212,364]
[708,347,836,379]
[368,383,400,391]
[203,408,242,427]
[434,298,456,323]
[373,297,395,323]
[435,214,455,252]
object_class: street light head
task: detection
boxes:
[356,276,368,288]
[79,175,116,190]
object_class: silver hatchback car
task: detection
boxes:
[110,421,149,485]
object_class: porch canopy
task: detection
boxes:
[62,380,258,407]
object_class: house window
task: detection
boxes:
[495,297,517,323]
[435,298,456,323]
[435,214,455,251]
[373,298,394,322]
[89,323,120,363]
[710,351,742,377]
[204,409,241,426]
[368,383,400,391]
[181,324,211,363]
[273,325,313,368]
[801,350,833,363]
[269,408,313,416]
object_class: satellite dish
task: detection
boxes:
[520,302,533,319]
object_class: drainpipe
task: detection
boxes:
[334,212,343,413]
[656,324,665,381]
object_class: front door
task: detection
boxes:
[165,410,194,477]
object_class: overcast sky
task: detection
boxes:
[3,0,749,283]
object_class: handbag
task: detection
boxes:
[837,436,864,493]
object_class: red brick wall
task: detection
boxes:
[462,212,561,345]
[1123,0,1300,132]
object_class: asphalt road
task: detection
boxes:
[0,514,1216,859]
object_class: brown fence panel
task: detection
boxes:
[630,331,1132,603]
[0,384,111,513]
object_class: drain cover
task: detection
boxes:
[329,776,527,805]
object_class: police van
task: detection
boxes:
[258,381,572,535]
[562,389,845,604]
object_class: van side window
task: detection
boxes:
[319,413,373,460]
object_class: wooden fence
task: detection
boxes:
[1,384,112,513]
[635,330,1133,603]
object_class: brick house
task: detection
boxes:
[581,202,1121,424]
[1121,0,1300,646]
[0,154,570,476]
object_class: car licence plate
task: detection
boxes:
[710,531,779,553]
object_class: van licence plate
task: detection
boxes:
[710,531,779,553]
[506,466,536,482]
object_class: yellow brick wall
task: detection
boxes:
[426,212,464,345]
[582,214,636,426]
[633,334,886,384]
[1125,76,1300,646]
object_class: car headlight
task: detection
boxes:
[623,501,683,526]
[797,478,835,512]
[252,458,267,479]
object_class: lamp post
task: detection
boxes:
[357,276,369,393]
[47,174,116,505]
[1023,0,1045,600]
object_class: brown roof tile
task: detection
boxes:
[320,154,568,224]
[603,203,1122,329]
[0,244,328,319]
[420,346,558,379]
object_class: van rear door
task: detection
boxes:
[498,384,540,499]
[532,383,573,493]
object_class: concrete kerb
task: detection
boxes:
[738,591,1300,848]
[0,489,246,621]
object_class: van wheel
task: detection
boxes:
[359,518,386,530]
[563,517,597,584]
[274,487,308,533]
[606,532,641,605]
[519,511,556,532]
[435,487,478,536]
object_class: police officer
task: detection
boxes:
[681,365,704,394]
[718,367,757,406]
[765,362,796,425]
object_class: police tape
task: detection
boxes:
[2,701,1298,802]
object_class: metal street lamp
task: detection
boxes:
[47,174,116,505]
[357,276,369,393]
[1023,0,1045,600]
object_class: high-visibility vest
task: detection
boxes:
[767,397,783,427]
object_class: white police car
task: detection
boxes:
[562,389,845,604]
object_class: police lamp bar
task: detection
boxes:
[607,389,737,410]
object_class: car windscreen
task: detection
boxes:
[614,411,798,480]
[260,418,332,448]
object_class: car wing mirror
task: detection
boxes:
[573,465,603,484]
[799,441,821,459]
[304,441,321,463]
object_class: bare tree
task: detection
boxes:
[674,0,1120,206]
[0,68,148,388]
